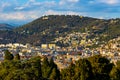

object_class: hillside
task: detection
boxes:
[0,23,14,30]
[0,15,120,46]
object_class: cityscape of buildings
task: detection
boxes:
[0,32,120,70]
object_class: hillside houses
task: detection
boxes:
[0,36,120,69]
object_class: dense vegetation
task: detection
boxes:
[0,15,120,45]
[0,50,60,80]
[1,50,120,80]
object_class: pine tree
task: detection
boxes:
[49,68,57,80]
[14,54,20,60]
[110,61,120,80]
[88,55,113,80]
[4,50,14,60]
[42,56,50,78]
[49,58,60,80]
[80,59,93,80]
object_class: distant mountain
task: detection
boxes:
[0,15,120,45]
[0,23,14,30]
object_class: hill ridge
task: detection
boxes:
[0,15,120,46]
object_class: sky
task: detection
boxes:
[0,0,120,25]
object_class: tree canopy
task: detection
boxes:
[0,54,120,80]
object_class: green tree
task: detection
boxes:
[74,59,93,80]
[41,56,50,79]
[80,59,93,80]
[0,56,43,80]
[49,58,60,80]
[41,57,60,80]
[49,57,56,68]
[88,55,113,80]
[49,68,57,80]
[14,54,20,60]
[61,62,76,80]
[61,59,93,80]
[110,61,120,80]
[29,56,42,79]
[4,50,14,60]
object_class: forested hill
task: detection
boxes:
[0,15,120,45]
[0,23,14,30]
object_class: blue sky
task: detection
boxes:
[0,0,120,25]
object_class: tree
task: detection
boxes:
[0,56,43,80]
[80,59,93,80]
[49,68,57,80]
[74,59,93,80]
[61,59,93,80]
[4,50,14,60]
[110,61,120,80]
[61,63,76,80]
[41,57,60,79]
[29,56,42,79]
[49,57,55,68]
[88,55,113,80]
[14,54,20,60]
[49,58,60,80]
[41,56,50,78]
